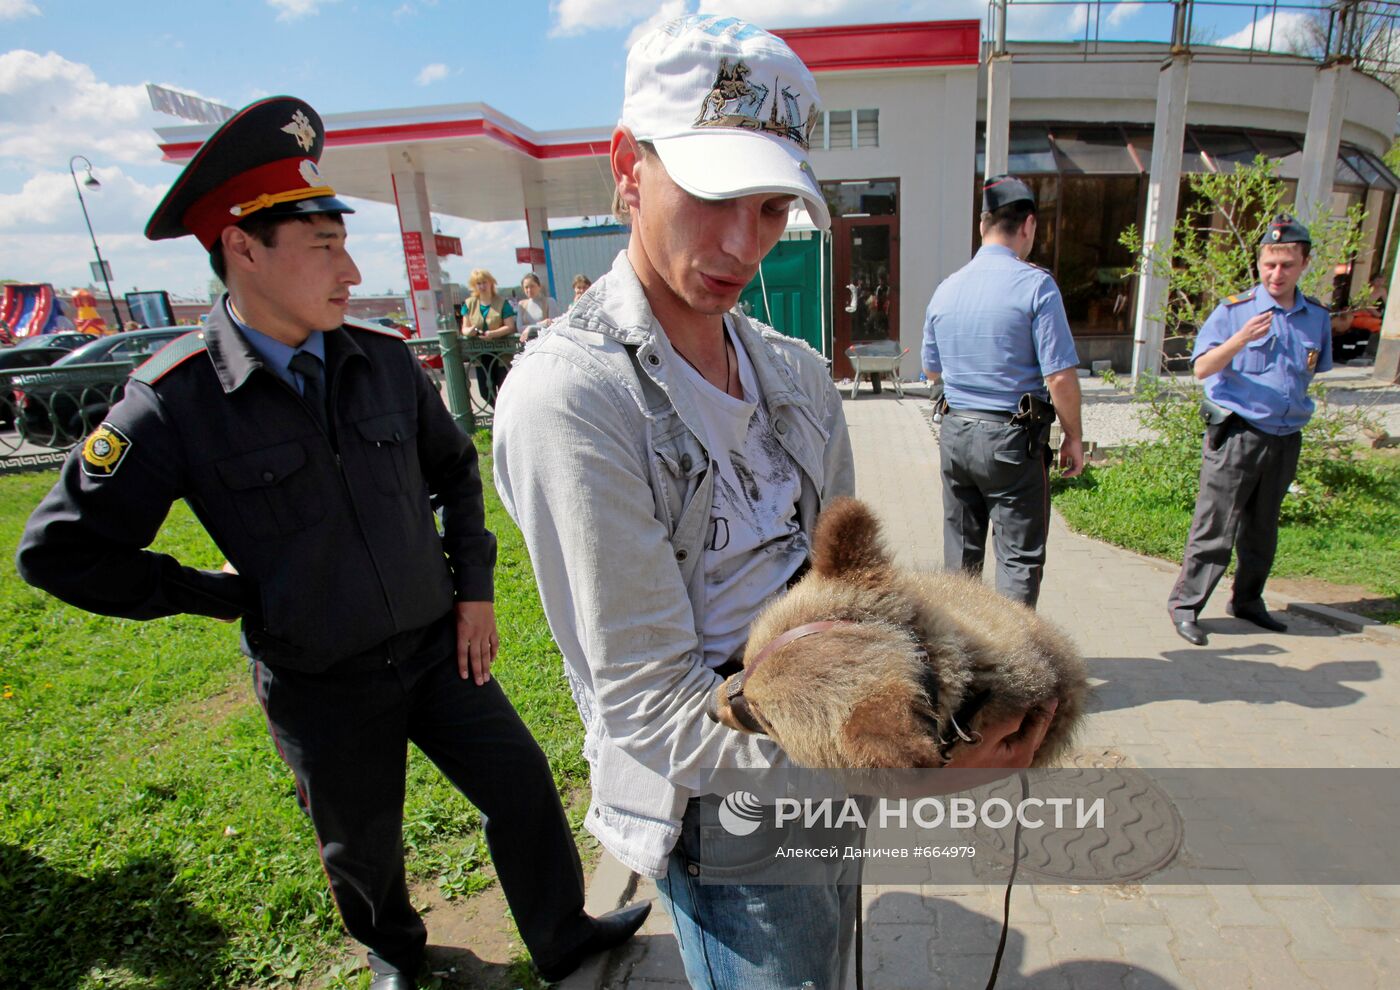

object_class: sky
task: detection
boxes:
[0,0,1321,302]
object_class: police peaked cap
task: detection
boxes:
[146,96,354,251]
[982,174,1036,213]
[1263,213,1310,247]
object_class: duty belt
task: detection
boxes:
[946,407,1016,423]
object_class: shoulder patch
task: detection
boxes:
[344,316,407,339]
[130,331,208,385]
[1224,290,1256,306]
[81,423,132,477]
[1024,260,1052,275]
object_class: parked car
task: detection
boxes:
[0,332,99,370]
[1,334,98,428]
[13,328,191,446]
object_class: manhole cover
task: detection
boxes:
[968,750,1184,883]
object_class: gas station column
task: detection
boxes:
[391,160,445,336]
[524,205,549,282]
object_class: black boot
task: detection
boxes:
[1228,601,1287,632]
[535,902,652,983]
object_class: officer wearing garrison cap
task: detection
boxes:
[15,97,646,987]
[1169,214,1332,646]
[922,175,1085,609]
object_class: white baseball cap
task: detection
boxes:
[621,15,830,231]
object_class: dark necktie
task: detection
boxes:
[288,351,329,434]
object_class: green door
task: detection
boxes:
[739,235,825,355]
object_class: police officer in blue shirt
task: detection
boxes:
[1169,214,1332,645]
[922,175,1084,608]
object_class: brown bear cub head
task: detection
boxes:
[708,497,1088,769]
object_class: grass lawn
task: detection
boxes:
[0,435,588,988]
[1053,448,1400,623]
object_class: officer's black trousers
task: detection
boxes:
[939,415,1051,608]
[1168,420,1302,622]
[251,639,591,976]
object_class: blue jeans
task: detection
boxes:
[655,797,862,990]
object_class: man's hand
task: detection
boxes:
[1235,311,1273,345]
[214,560,240,622]
[944,700,1058,770]
[455,601,499,685]
[1057,435,1085,478]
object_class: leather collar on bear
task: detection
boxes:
[726,620,857,735]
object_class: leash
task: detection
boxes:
[853,771,1025,990]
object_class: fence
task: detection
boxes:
[0,335,518,475]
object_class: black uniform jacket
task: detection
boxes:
[16,299,496,672]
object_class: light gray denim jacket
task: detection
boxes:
[492,251,854,878]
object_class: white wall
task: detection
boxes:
[810,65,978,369]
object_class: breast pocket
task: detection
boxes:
[354,410,417,495]
[214,441,324,540]
[651,424,709,535]
[1233,340,1271,374]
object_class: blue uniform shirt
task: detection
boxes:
[226,299,327,397]
[1191,285,1332,436]
[922,244,1080,412]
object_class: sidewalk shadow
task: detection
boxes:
[865,891,1180,989]
[0,844,227,987]
[423,943,525,989]
[1085,643,1379,713]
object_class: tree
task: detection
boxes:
[1120,156,1370,345]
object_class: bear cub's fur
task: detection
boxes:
[709,497,1088,769]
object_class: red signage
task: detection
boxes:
[434,234,462,257]
[402,231,430,291]
[515,246,546,265]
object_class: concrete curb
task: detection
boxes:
[1282,598,1400,645]
[556,851,640,990]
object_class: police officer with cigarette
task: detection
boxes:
[922,175,1084,608]
[1168,214,1331,646]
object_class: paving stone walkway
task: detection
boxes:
[584,390,1400,990]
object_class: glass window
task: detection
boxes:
[1057,176,1140,333]
[827,110,852,150]
[1342,147,1394,190]
[1245,131,1303,180]
[1335,155,1367,189]
[974,126,1057,175]
[856,109,879,149]
[821,180,897,218]
[1050,127,1137,174]
[1190,129,1261,171]
[1128,127,1207,174]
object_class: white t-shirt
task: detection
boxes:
[517,295,562,331]
[662,320,808,669]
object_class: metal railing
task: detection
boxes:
[0,335,521,474]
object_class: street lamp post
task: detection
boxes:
[68,155,123,330]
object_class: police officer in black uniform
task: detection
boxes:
[15,97,646,988]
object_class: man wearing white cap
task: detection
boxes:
[494,16,1051,987]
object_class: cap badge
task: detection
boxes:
[282,109,317,152]
[694,57,810,151]
[1271,229,1281,241]
[299,159,323,186]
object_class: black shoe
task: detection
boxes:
[535,901,652,983]
[1228,601,1287,632]
[369,972,413,990]
[1174,619,1208,646]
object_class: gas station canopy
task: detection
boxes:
[158,103,617,222]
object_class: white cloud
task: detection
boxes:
[553,0,671,36]
[415,62,449,86]
[0,0,39,20]
[1106,2,1144,29]
[0,50,166,168]
[266,0,335,22]
[0,166,163,232]
[625,0,689,49]
[1217,11,1314,52]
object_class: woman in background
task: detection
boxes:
[460,268,516,405]
[516,272,562,342]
